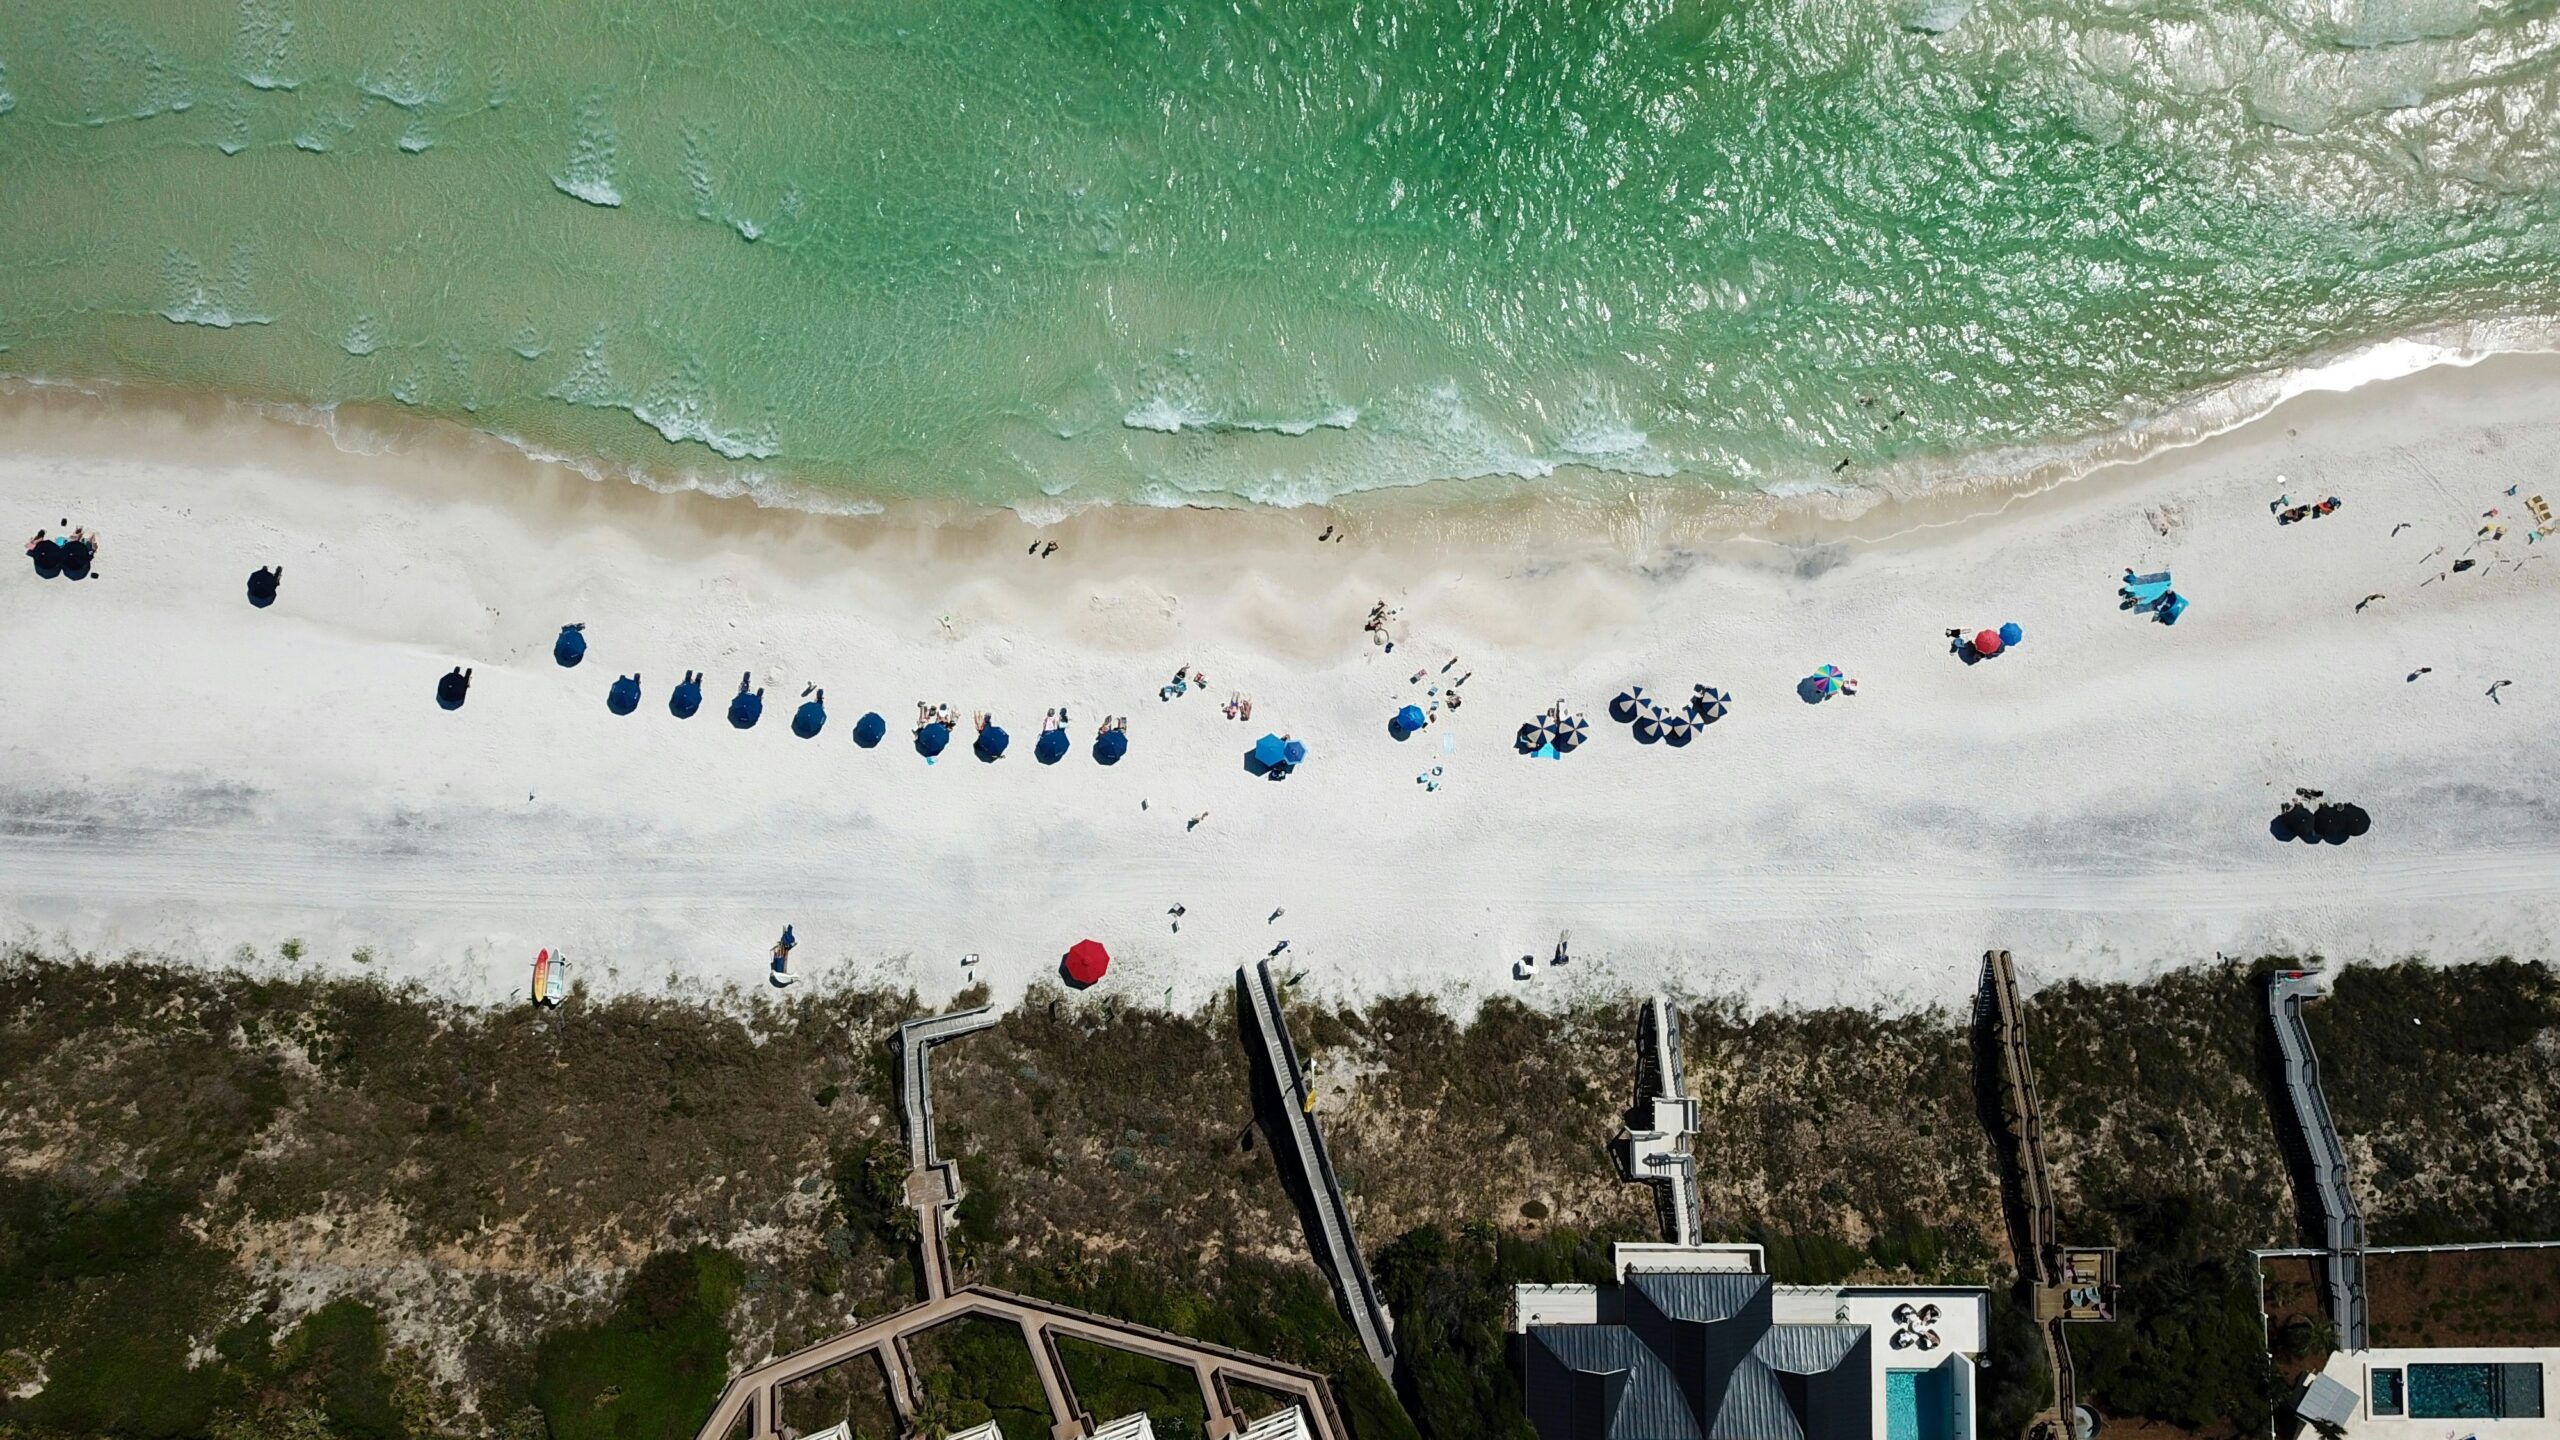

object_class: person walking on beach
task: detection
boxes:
[1188,811,1209,832]
[2490,679,2514,702]
[2356,593,2385,612]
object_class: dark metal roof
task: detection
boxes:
[1526,1275,1876,1440]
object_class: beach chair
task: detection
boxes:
[2121,578,2173,607]
[2123,569,2169,586]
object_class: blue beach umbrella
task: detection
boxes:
[917,722,950,757]
[1254,734,1288,767]
[1634,710,1665,743]
[1692,687,1730,723]
[1610,688,1646,723]
[976,725,1010,760]
[1395,704,1427,735]
[1036,729,1070,764]
[1095,729,1128,764]
[1283,739,1308,766]
[1999,621,2024,647]
[553,625,587,667]
[729,688,764,728]
[607,675,641,715]
[852,712,887,748]
[670,675,703,719]
[793,698,827,739]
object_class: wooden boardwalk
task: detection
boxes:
[693,1000,1350,1440]
[1978,950,2077,1438]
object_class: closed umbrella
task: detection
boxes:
[916,721,950,757]
[975,724,1010,760]
[1255,733,1288,767]
[1064,939,1110,986]
[1094,728,1129,764]
[1610,687,1647,723]
[1035,729,1070,764]
[1692,687,1730,723]
[1663,713,1695,746]
[1283,739,1308,766]
[852,712,887,747]
[1999,621,2024,647]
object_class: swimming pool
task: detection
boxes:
[1887,1368,1954,1440]
[2407,1362,2546,1420]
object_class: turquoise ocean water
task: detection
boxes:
[0,0,2555,515]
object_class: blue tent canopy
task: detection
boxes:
[1095,729,1128,763]
[553,625,587,667]
[1036,729,1070,764]
[917,722,950,756]
[793,700,827,738]
[1254,733,1288,767]
[852,712,887,747]
[608,675,641,714]
[1283,739,1308,765]
[1395,704,1426,734]
[670,677,703,718]
[976,725,1010,759]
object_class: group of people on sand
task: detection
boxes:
[2270,491,2342,525]
[24,522,100,575]
[1159,663,1209,701]
[1363,600,1402,650]
[1039,707,1129,737]
[914,701,958,730]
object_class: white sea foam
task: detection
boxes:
[340,317,384,356]
[552,100,623,208]
[630,392,780,462]
[233,0,301,92]
[1120,397,1360,436]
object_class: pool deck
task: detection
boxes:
[2317,1348,2557,1438]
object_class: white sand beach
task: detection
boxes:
[3,358,2557,1014]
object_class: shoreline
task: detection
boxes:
[2,350,2557,1017]
[5,312,2556,558]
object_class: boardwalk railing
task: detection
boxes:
[1631,997,1703,1249]
[1239,960,1397,1379]
[1977,950,2075,1436]
[2266,970,2370,1351]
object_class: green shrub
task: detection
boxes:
[531,1247,742,1440]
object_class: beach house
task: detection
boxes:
[1513,1242,1987,1440]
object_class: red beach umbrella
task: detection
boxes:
[1063,939,1111,986]
[1972,629,2004,657]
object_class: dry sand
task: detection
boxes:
[2,357,2556,1014]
